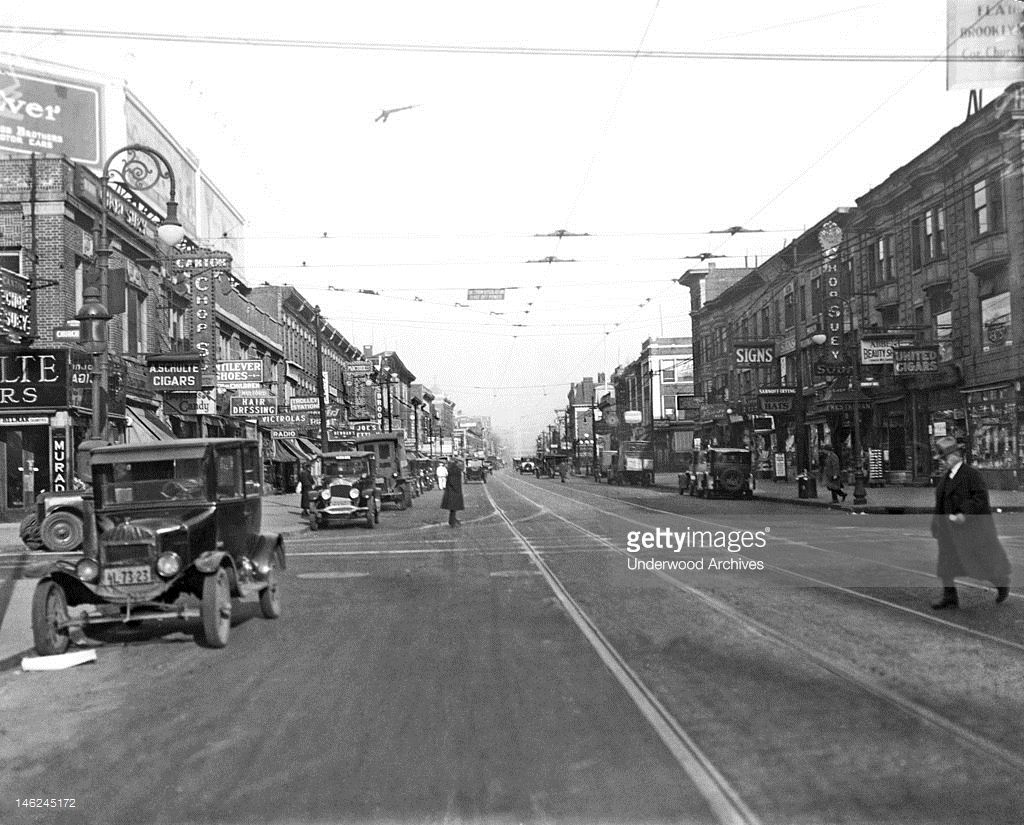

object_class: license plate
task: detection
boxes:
[102,565,153,586]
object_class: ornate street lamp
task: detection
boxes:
[77,144,184,445]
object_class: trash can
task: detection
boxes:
[798,475,817,499]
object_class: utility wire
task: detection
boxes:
[0,25,1018,63]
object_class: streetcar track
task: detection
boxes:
[495,476,1024,775]
[506,474,1024,648]
[482,484,763,825]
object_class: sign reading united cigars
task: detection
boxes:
[172,250,232,382]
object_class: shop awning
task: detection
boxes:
[295,437,322,458]
[126,405,177,445]
[273,438,305,463]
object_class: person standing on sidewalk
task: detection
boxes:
[298,463,316,516]
[822,448,846,503]
[440,456,464,527]
[436,460,448,491]
[929,435,1011,609]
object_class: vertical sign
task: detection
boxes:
[50,429,68,492]
[819,221,845,367]
[173,250,232,386]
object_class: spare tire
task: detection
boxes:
[40,510,84,553]
[719,468,743,494]
[19,512,44,552]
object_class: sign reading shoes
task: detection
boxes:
[217,360,264,385]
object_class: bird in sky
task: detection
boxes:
[374,105,418,123]
[709,225,765,236]
[683,252,726,261]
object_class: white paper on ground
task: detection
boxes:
[21,649,98,671]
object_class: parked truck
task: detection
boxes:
[608,441,655,487]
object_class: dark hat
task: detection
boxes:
[934,435,962,459]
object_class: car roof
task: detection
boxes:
[90,438,254,465]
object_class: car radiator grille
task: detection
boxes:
[102,543,154,565]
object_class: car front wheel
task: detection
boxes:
[32,579,71,656]
[198,567,231,648]
[259,568,282,619]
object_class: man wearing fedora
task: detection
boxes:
[930,435,1011,609]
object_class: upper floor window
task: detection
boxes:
[981,291,1012,352]
[874,235,894,283]
[799,284,807,321]
[973,175,1002,236]
[810,276,822,316]
[125,287,147,356]
[783,290,795,329]
[760,306,771,337]
[925,206,946,260]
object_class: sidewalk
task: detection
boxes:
[649,473,1024,514]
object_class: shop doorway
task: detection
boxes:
[0,426,49,509]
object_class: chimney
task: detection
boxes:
[597,371,605,384]
[362,345,374,359]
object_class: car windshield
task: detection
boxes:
[96,458,207,505]
[323,458,370,478]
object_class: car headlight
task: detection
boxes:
[156,551,182,578]
[320,489,332,501]
[76,557,99,583]
[349,488,360,500]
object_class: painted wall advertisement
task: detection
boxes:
[947,0,1024,90]
[0,67,101,164]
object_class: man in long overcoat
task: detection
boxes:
[440,456,464,527]
[821,448,846,503]
[298,463,316,516]
[930,435,1011,608]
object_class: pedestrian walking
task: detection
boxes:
[436,460,448,491]
[558,461,569,483]
[298,462,316,515]
[821,448,846,503]
[929,435,1011,609]
[440,456,464,527]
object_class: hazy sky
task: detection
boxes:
[0,1,1011,451]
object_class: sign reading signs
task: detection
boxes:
[733,341,775,367]
[0,67,102,164]
[893,347,940,375]
[173,250,232,381]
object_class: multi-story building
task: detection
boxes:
[681,82,1024,488]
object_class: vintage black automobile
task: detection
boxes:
[309,451,380,531]
[30,439,285,655]
[693,447,755,499]
[464,458,488,483]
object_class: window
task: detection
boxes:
[169,305,186,341]
[760,306,771,337]
[935,310,953,362]
[973,175,1002,236]
[661,359,677,383]
[911,218,923,270]
[799,284,807,321]
[874,235,894,283]
[243,443,261,495]
[215,447,243,499]
[218,332,232,361]
[879,306,899,329]
[125,287,147,356]
[981,291,1012,352]
[925,207,946,259]
[783,290,795,329]
[811,277,822,316]
[739,317,748,339]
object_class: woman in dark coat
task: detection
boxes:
[822,449,846,503]
[440,457,464,527]
[930,436,1011,608]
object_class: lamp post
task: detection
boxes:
[313,305,328,451]
[411,397,422,453]
[78,145,185,446]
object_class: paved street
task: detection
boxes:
[3,471,1024,824]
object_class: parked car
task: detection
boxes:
[607,442,654,487]
[309,451,380,531]
[349,432,415,510]
[465,458,488,483]
[30,439,285,655]
[693,447,755,499]
[519,459,536,475]
[596,450,617,482]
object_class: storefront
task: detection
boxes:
[0,349,92,519]
[962,383,1022,490]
